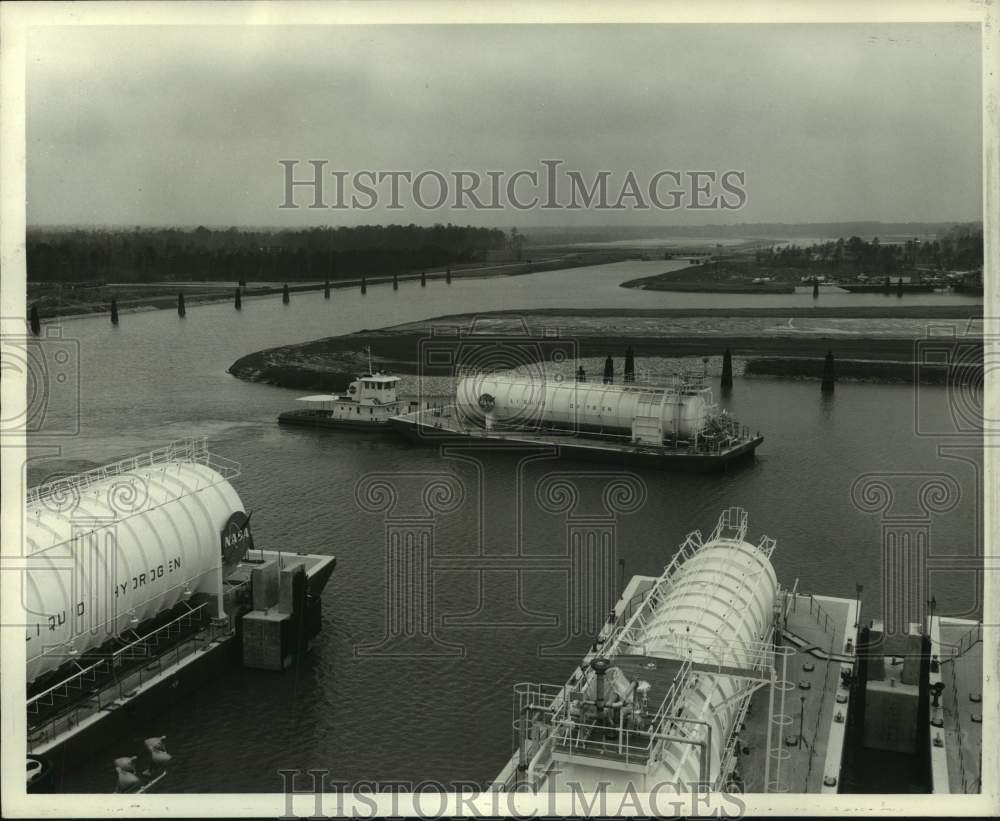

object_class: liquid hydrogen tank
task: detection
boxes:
[23,453,246,684]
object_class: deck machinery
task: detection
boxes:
[497,508,790,793]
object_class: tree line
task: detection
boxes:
[754,224,983,275]
[27,224,509,283]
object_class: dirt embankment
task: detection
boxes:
[621,261,797,293]
[228,308,983,392]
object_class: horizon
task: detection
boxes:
[24,218,984,234]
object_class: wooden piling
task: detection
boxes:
[722,348,733,390]
[821,350,836,393]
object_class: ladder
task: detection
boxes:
[632,390,666,444]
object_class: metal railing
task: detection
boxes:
[717,686,756,789]
[26,602,218,749]
[508,648,771,790]
[946,649,968,791]
[510,674,719,788]
[600,531,704,658]
[505,509,780,789]
[28,602,211,713]
[27,437,240,508]
[709,507,749,543]
[609,628,776,681]
[512,681,659,775]
[602,511,775,662]
[26,622,225,753]
[938,622,983,661]
[804,594,837,637]
[553,716,658,766]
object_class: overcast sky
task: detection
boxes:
[26,23,983,228]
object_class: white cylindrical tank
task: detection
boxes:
[24,461,245,684]
[455,374,711,440]
[642,536,778,787]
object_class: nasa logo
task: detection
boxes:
[221,510,254,565]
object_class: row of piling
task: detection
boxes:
[811,275,912,298]
[573,346,837,392]
[29,267,455,330]
[24,284,837,393]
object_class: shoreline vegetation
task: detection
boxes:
[620,227,984,294]
[227,308,983,392]
[27,222,984,321]
[25,223,629,321]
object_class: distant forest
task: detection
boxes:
[755,225,984,274]
[26,225,509,283]
[526,221,980,246]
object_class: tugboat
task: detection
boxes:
[278,349,403,431]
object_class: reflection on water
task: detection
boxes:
[25,261,981,792]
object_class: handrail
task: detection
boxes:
[554,716,658,759]
[938,622,983,661]
[708,507,749,543]
[26,438,240,508]
[27,602,210,710]
[805,593,836,636]
[509,649,767,788]
[26,619,225,753]
[717,687,756,787]
[546,714,714,787]
[600,513,775,661]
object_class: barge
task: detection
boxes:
[390,372,763,472]
[22,439,336,793]
[493,508,984,795]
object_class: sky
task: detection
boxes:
[26,23,984,228]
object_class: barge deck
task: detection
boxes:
[389,406,763,472]
[26,547,336,792]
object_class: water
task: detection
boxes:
[25,259,981,791]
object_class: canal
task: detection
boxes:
[25,260,982,791]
